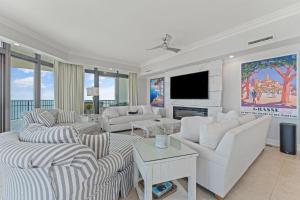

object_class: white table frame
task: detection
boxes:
[133,147,198,200]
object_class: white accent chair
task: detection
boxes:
[171,115,272,199]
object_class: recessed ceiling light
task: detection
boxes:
[229,55,234,59]
[13,42,20,46]
[109,68,113,71]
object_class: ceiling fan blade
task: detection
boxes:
[166,47,181,53]
[146,44,163,50]
[165,34,172,42]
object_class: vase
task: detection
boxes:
[155,134,169,149]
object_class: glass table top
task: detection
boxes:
[133,137,198,162]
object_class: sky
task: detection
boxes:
[11,68,116,100]
[11,67,54,100]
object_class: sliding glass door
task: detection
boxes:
[10,57,35,131]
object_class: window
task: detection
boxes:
[41,65,54,109]
[99,76,116,101]
[10,57,35,131]
[84,72,94,113]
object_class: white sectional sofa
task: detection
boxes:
[102,105,163,132]
[171,113,272,199]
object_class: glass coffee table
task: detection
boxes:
[133,137,198,200]
[131,118,181,138]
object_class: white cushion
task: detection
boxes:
[103,108,120,119]
[141,105,153,114]
[238,114,256,125]
[181,116,214,142]
[117,106,129,116]
[199,119,239,149]
[217,110,239,122]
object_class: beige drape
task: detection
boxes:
[129,72,138,106]
[54,61,84,113]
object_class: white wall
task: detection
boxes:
[223,43,300,149]
[146,60,223,118]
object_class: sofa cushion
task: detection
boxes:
[109,115,140,124]
[103,107,120,119]
[238,114,256,125]
[31,108,43,123]
[181,116,214,142]
[22,112,34,125]
[217,110,239,122]
[199,119,239,149]
[141,105,153,114]
[57,111,76,123]
[117,106,129,116]
[37,111,56,127]
[20,124,81,144]
[80,132,110,159]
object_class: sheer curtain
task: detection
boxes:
[54,61,84,114]
[129,72,138,106]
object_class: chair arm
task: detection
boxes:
[98,152,124,182]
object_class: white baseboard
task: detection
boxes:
[266,139,300,152]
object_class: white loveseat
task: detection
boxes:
[102,105,162,132]
[171,114,272,199]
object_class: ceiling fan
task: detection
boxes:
[147,34,181,53]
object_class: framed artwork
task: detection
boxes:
[150,77,164,107]
[241,54,297,118]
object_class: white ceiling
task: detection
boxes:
[0,0,299,67]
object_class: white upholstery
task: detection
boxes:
[216,110,239,122]
[102,106,162,132]
[171,115,272,198]
[181,116,214,142]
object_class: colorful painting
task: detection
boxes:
[241,54,298,118]
[150,77,164,107]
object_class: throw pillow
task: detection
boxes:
[117,107,128,116]
[80,132,110,159]
[199,119,239,149]
[37,111,56,127]
[31,108,43,123]
[141,105,153,114]
[22,112,34,125]
[238,114,256,125]
[20,124,81,144]
[181,116,214,142]
[57,111,76,123]
[103,108,119,119]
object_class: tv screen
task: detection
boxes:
[170,71,209,99]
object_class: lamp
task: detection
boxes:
[87,87,99,114]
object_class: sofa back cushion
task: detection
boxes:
[199,119,239,149]
[117,106,129,116]
[57,111,76,123]
[181,116,214,142]
[20,124,81,144]
[217,110,239,122]
[238,114,256,125]
[141,105,153,114]
[80,132,110,159]
[103,107,120,119]
[37,111,56,127]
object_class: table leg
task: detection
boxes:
[188,159,197,200]
[144,169,153,200]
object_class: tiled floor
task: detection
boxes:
[123,146,300,200]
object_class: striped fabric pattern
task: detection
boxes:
[37,111,56,127]
[21,112,34,126]
[20,124,81,144]
[57,111,76,123]
[97,152,123,183]
[31,109,42,123]
[80,132,110,159]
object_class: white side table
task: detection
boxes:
[133,138,198,200]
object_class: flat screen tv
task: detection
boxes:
[170,71,209,99]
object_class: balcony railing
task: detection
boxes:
[10,100,129,120]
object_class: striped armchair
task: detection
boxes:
[0,132,124,200]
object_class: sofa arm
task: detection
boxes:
[98,152,124,182]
